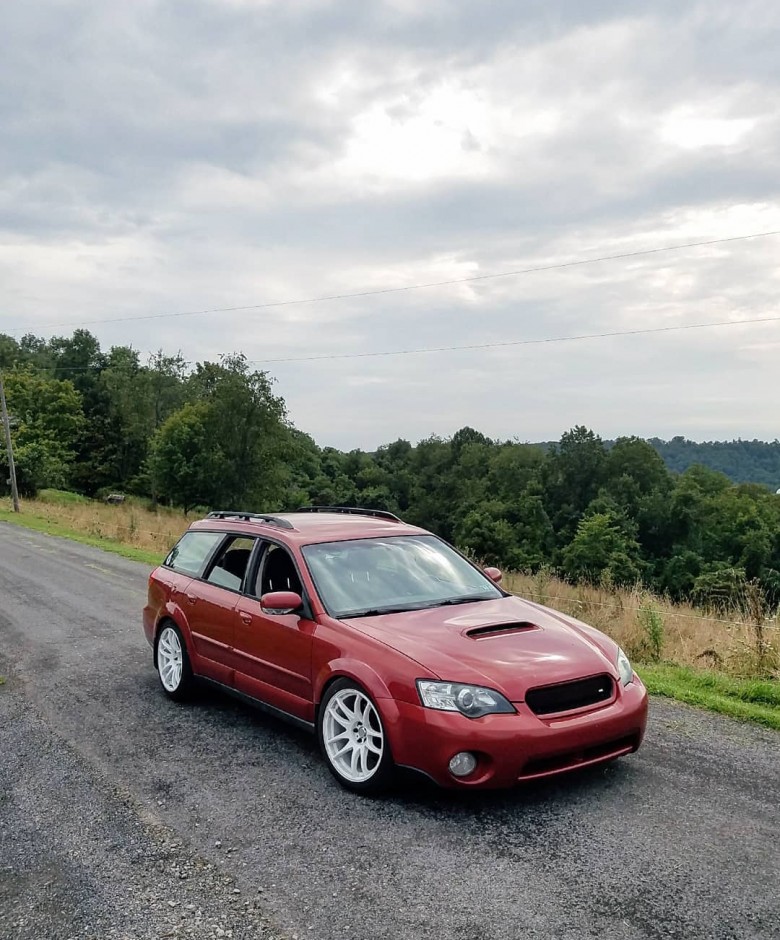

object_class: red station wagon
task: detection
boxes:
[143,507,648,792]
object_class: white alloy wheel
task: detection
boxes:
[323,688,385,783]
[158,625,184,692]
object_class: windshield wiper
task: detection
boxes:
[340,594,495,618]
[424,594,495,609]
[340,604,415,618]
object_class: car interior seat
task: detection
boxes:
[262,547,302,595]
[222,547,252,581]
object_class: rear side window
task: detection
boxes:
[164,531,224,576]
[205,537,256,592]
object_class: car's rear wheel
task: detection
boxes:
[156,623,194,701]
[318,680,395,793]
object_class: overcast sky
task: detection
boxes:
[2,0,779,449]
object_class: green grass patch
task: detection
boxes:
[638,663,780,730]
[38,488,91,506]
[0,507,161,567]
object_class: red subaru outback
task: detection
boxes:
[144,507,648,792]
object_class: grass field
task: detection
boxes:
[1,491,186,565]
[1,491,778,727]
[502,570,779,680]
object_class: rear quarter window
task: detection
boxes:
[164,531,224,577]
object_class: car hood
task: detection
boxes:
[341,595,619,701]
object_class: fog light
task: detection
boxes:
[448,751,477,778]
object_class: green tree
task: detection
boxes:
[307,446,360,506]
[605,437,671,498]
[562,512,642,586]
[100,346,147,487]
[455,505,517,566]
[147,350,188,430]
[659,550,703,600]
[487,443,546,502]
[0,334,21,369]
[44,329,123,495]
[507,490,556,569]
[0,369,85,493]
[542,426,608,546]
[187,354,291,507]
[405,436,459,539]
[148,404,223,513]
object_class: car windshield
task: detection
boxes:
[301,535,503,618]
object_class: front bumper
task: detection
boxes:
[385,676,649,788]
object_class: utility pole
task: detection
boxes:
[0,372,20,512]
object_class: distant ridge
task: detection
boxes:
[647,437,780,488]
[536,437,780,488]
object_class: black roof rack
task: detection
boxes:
[206,511,295,530]
[295,506,402,523]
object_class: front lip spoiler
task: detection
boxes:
[517,734,639,782]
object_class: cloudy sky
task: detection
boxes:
[2,0,780,449]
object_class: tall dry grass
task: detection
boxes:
[504,569,779,678]
[4,494,190,555]
[2,494,777,677]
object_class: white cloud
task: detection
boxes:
[662,113,757,150]
[2,0,780,447]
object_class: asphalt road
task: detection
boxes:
[1,524,778,940]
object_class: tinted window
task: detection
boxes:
[206,537,255,592]
[254,544,303,597]
[165,531,223,577]
[302,535,502,618]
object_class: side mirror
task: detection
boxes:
[484,566,503,584]
[260,591,303,615]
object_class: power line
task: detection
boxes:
[245,314,780,364]
[9,228,780,331]
[8,313,780,373]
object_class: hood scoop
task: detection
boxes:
[465,621,539,640]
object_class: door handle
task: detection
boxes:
[186,593,198,604]
[239,612,253,625]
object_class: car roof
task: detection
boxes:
[187,510,429,546]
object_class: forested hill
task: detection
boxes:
[647,438,780,489]
[2,329,780,612]
[536,438,780,489]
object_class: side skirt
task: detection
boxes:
[198,676,316,734]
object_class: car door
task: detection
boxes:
[157,530,225,675]
[186,535,258,685]
[233,541,316,722]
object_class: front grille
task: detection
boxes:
[525,673,613,716]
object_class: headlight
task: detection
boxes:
[416,680,515,718]
[617,648,633,686]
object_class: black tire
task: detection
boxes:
[317,678,395,794]
[155,622,195,702]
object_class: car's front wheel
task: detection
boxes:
[318,679,395,793]
[155,622,194,701]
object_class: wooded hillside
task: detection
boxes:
[2,330,779,610]
[648,437,780,488]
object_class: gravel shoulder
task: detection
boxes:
[1,523,779,940]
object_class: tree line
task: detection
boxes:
[2,329,779,608]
